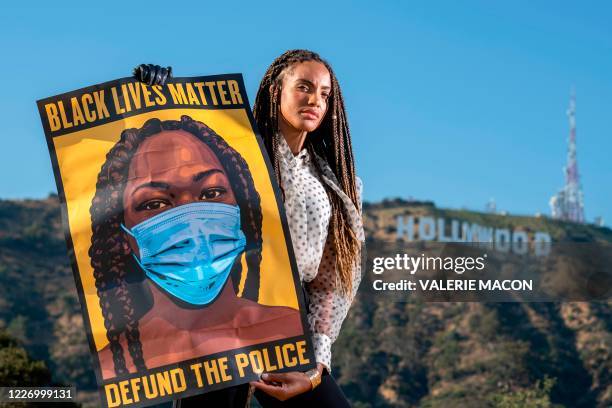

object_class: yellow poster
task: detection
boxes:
[37,74,314,407]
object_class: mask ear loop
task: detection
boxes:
[121,224,148,273]
[120,223,135,237]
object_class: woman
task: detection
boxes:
[137,49,364,407]
[90,115,303,379]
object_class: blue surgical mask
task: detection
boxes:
[121,202,247,306]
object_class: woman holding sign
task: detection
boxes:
[138,49,364,407]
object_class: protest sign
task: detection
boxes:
[37,74,314,407]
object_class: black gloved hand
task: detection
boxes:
[133,64,173,86]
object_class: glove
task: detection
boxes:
[133,64,173,86]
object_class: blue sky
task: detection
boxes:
[1,1,610,224]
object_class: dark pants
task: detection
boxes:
[173,370,350,408]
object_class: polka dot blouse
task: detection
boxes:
[277,134,365,371]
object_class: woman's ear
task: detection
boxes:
[269,83,281,96]
[121,230,136,256]
[121,239,131,256]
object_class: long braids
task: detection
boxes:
[253,49,360,296]
[89,115,263,376]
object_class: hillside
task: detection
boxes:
[0,196,610,407]
[333,199,612,407]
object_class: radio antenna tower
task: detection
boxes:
[549,89,585,223]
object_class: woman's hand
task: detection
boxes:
[249,363,325,401]
[132,64,172,86]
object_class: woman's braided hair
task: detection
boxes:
[253,49,360,296]
[88,115,262,376]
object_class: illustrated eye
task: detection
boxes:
[200,188,226,200]
[136,199,170,211]
[297,85,309,92]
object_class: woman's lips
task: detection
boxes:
[300,109,319,120]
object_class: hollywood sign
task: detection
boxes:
[396,216,552,256]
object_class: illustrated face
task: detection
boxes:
[122,129,238,235]
[279,60,332,133]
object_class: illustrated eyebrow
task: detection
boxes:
[132,181,170,196]
[296,78,331,91]
[193,169,223,182]
[130,169,223,197]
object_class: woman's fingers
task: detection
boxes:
[261,372,287,383]
[133,64,147,82]
[249,371,312,401]
[159,67,171,86]
[249,381,287,400]
[148,65,158,86]
[132,64,173,86]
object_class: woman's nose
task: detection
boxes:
[308,92,322,107]
[176,190,198,206]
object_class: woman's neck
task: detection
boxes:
[140,278,242,330]
[278,117,307,156]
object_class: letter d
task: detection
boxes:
[104,384,121,408]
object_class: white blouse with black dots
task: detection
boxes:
[276,134,364,372]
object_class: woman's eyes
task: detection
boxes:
[297,85,330,100]
[136,199,170,211]
[200,188,226,200]
[134,187,226,211]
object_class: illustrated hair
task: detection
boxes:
[88,115,263,376]
[253,49,360,297]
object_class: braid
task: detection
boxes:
[89,116,263,377]
[90,127,148,376]
[253,50,360,296]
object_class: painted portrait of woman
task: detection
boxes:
[89,115,303,379]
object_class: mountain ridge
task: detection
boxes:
[0,196,609,407]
